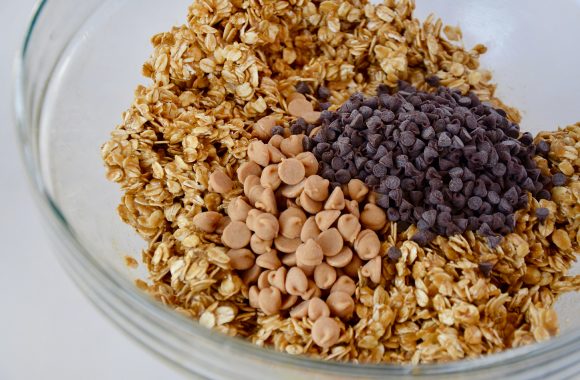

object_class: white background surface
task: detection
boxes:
[0,2,179,379]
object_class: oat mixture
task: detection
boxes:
[101,0,580,364]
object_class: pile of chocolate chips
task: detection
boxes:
[290,83,553,245]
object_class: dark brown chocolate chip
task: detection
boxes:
[317,86,331,99]
[295,82,311,94]
[552,173,568,186]
[535,207,549,223]
[387,246,402,261]
[478,262,494,277]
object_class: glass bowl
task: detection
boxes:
[14,0,580,378]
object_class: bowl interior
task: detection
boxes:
[37,0,580,369]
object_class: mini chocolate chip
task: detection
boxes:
[295,81,311,94]
[372,164,388,178]
[428,190,444,205]
[449,177,463,192]
[467,196,482,211]
[317,86,331,99]
[426,75,440,87]
[535,207,550,223]
[422,210,437,227]
[478,262,494,277]
[387,208,400,221]
[331,157,345,171]
[271,125,285,136]
[387,246,402,261]
[438,132,452,148]
[400,131,416,147]
[498,198,513,213]
[385,176,401,190]
[335,169,351,184]
[411,230,435,245]
[552,172,568,186]
[536,140,550,155]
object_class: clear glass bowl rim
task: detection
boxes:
[13,0,580,378]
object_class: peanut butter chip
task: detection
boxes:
[248,140,270,167]
[258,287,282,315]
[260,164,281,190]
[243,175,261,198]
[255,250,282,270]
[301,279,321,300]
[227,248,255,270]
[361,256,382,283]
[268,266,287,293]
[345,199,360,218]
[215,216,231,234]
[316,228,343,257]
[279,179,306,198]
[209,170,234,194]
[281,252,296,266]
[314,263,337,289]
[221,221,251,249]
[312,317,340,348]
[347,179,369,202]
[280,294,298,310]
[315,210,341,231]
[193,211,223,233]
[296,152,319,176]
[290,300,310,319]
[227,197,252,222]
[274,235,302,253]
[254,213,279,241]
[286,267,309,296]
[248,185,265,207]
[253,115,277,140]
[278,158,306,185]
[267,145,285,164]
[343,254,363,278]
[308,297,330,321]
[246,209,264,231]
[304,175,330,202]
[326,246,353,268]
[242,265,262,286]
[288,98,314,118]
[324,187,345,210]
[279,207,307,239]
[337,214,362,243]
[330,276,356,296]
[303,111,321,124]
[354,229,381,260]
[296,239,324,267]
[257,270,270,289]
[279,135,305,157]
[268,134,284,149]
[360,203,387,231]
[298,191,323,214]
[326,291,355,318]
[298,263,316,277]
[287,92,307,103]
[255,187,278,214]
[248,286,260,308]
[301,216,321,242]
[237,161,262,183]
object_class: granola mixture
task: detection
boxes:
[101,0,580,364]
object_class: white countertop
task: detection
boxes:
[0,2,180,379]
